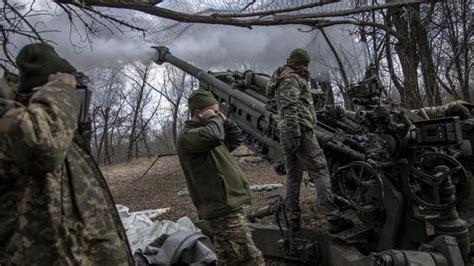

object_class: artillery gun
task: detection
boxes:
[152,46,472,265]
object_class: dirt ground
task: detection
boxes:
[102,147,319,224]
[102,149,474,263]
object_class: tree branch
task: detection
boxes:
[214,0,339,18]
[275,0,435,20]
[55,0,406,35]
[4,0,44,42]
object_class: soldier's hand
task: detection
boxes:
[48,73,77,88]
[217,111,227,122]
[198,109,217,122]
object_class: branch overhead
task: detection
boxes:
[54,0,440,29]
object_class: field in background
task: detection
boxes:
[102,147,322,226]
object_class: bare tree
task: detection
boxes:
[319,28,352,109]
[122,62,159,162]
[148,65,195,147]
[347,1,471,108]
[431,1,473,102]
[88,65,127,165]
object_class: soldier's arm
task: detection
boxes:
[0,80,79,174]
[266,70,279,98]
[278,77,301,137]
[179,116,225,152]
[223,118,243,152]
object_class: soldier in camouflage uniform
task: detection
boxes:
[413,100,472,120]
[267,48,353,234]
[177,90,265,265]
[0,43,133,265]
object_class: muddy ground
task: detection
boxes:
[102,147,322,226]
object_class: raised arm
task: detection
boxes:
[178,116,225,153]
[223,119,243,152]
[0,79,79,175]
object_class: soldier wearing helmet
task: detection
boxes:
[267,48,353,234]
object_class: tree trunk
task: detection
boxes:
[444,1,472,102]
[96,107,110,164]
[320,28,352,110]
[390,6,424,108]
[412,7,442,106]
[104,125,111,165]
[127,67,148,162]
[172,104,179,148]
[142,131,151,156]
[385,14,404,96]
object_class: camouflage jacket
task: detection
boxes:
[415,100,472,120]
[267,65,316,137]
[0,81,133,265]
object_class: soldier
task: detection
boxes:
[176,90,265,265]
[0,43,133,265]
[267,48,353,234]
[414,100,472,120]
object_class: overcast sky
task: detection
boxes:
[9,0,368,81]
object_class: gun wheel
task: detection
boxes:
[408,153,469,210]
[335,161,384,213]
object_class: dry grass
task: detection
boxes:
[103,148,320,225]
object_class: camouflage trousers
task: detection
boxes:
[280,130,338,221]
[206,211,265,266]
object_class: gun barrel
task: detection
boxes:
[152,46,267,115]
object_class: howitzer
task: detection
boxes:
[152,47,472,265]
[152,47,365,169]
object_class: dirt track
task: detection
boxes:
[102,149,319,225]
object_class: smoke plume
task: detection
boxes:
[7,0,368,80]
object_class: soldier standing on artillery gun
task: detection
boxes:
[267,48,353,234]
[176,90,265,265]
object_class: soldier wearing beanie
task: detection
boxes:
[267,48,354,234]
[16,42,77,93]
[0,43,133,265]
[176,89,265,265]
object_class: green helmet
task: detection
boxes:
[287,48,310,67]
